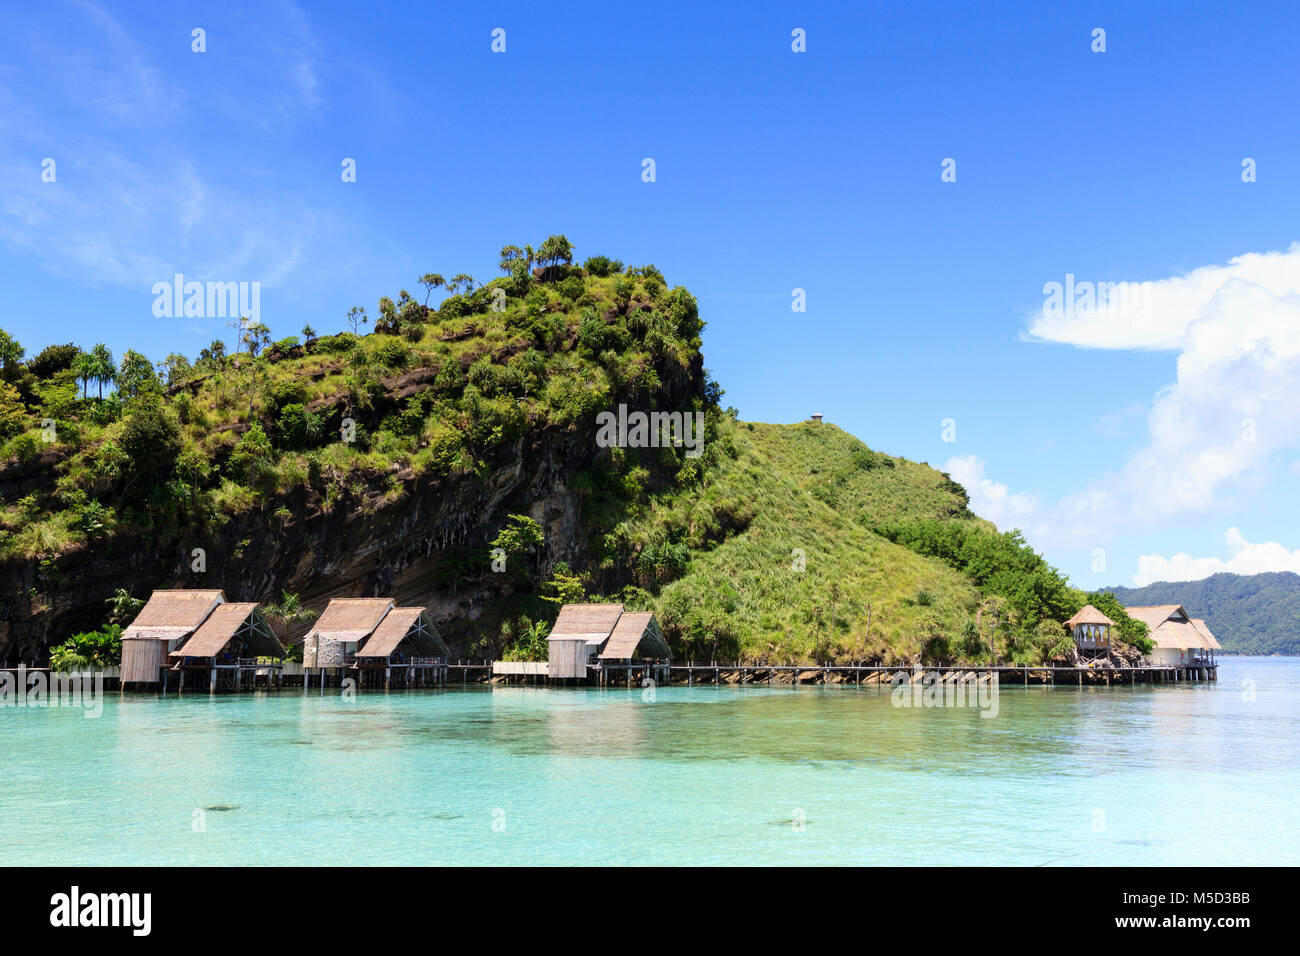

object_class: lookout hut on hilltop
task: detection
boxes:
[168,603,285,692]
[121,589,226,687]
[301,597,394,689]
[1064,604,1115,658]
[353,607,448,688]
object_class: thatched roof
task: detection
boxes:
[355,607,447,659]
[124,590,225,642]
[1191,618,1222,650]
[1123,604,1186,630]
[598,611,670,660]
[308,598,394,644]
[170,603,283,659]
[547,603,624,646]
[1125,605,1214,651]
[1065,604,1115,628]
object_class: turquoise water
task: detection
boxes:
[2,657,1297,865]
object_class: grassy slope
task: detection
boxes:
[628,420,986,662]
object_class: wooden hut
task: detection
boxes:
[120,589,225,686]
[301,597,394,689]
[168,603,285,693]
[546,603,624,679]
[353,607,448,688]
[1064,604,1115,657]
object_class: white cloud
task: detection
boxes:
[942,454,1039,528]
[1016,245,1300,534]
[1134,527,1300,586]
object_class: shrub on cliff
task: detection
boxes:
[116,401,182,505]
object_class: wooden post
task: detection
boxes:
[209,667,217,695]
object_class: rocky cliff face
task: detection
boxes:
[0,352,704,664]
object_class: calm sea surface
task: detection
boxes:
[2,656,1297,865]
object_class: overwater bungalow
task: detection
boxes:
[1124,604,1221,668]
[301,597,394,688]
[546,603,625,679]
[1064,604,1114,658]
[352,607,449,688]
[545,603,670,683]
[168,603,286,692]
[120,589,226,687]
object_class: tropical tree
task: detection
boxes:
[106,588,145,626]
[86,343,115,399]
[117,349,159,401]
[540,562,587,606]
[447,273,476,297]
[240,321,271,357]
[0,329,24,377]
[498,245,525,274]
[301,324,317,348]
[418,273,445,306]
[347,306,368,335]
[536,234,574,275]
[48,625,123,671]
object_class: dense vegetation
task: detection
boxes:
[2,236,1137,665]
[0,236,704,561]
[1105,572,1300,655]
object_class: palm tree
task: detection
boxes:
[87,343,115,399]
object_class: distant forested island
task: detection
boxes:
[1103,572,1300,655]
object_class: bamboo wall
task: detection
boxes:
[121,639,164,683]
[547,639,589,679]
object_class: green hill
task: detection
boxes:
[1103,572,1300,655]
[0,236,1142,666]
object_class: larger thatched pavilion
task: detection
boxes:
[301,597,394,689]
[168,603,285,693]
[121,589,226,687]
[353,607,448,688]
[1124,605,1221,667]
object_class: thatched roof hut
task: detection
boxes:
[121,589,226,683]
[354,607,447,665]
[1124,605,1219,661]
[547,603,625,649]
[302,598,394,668]
[546,604,671,677]
[597,611,670,661]
[1064,604,1115,629]
[169,603,284,665]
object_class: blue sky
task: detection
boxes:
[4,0,1300,589]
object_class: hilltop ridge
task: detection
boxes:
[0,238,1138,665]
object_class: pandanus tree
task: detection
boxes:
[419,273,445,306]
[536,235,574,277]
